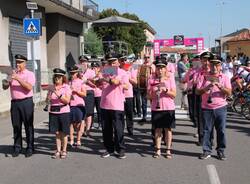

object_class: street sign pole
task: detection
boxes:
[30,9,36,94]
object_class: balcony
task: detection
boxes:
[31,0,99,22]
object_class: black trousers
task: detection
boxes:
[195,94,203,143]
[10,97,34,151]
[94,97,102,127]
[133,87,141,115]
[101,109,125,153]
[187,88,196,127]
[124,98,134,132]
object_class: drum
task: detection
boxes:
[137,65,151,89]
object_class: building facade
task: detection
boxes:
[0,0,98,113]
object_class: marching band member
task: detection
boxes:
[193,51,212,145]
[182,55,200,127]
[68,66,86,147]
[91,62,103,129]
[148,59,176,159]
[48,68,72,159]
[137,54,153,123]
[100,55,127,159]
[196,55,231,160]
[2,54,35,157]
[119,56,137,135]
[78,55,96,136]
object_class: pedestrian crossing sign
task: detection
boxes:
[23,18,41,37]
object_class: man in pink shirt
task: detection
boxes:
[2,54,35,157]
[119,56,137,135]
[193,51,212,145]
[100,54,127,159]
[196,55,232,160]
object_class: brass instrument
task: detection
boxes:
[137,65,151,89]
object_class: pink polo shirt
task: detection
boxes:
[81,68,95,91]
[196,73,231,109]
[193,68,207,87]
[94,73,103,97]
[183,68,197,90]
[148,76,176,111]
[69,78,85,107]
[49,84,72,114]
[10,69,35,100]
[167,62,176,74]
[100,67,126,111]
[124,69,136,98]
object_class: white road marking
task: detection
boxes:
[207,164,221,184]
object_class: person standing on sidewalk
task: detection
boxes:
[2,54,35,158]
[196,55,231,160]
[100,54,127,159]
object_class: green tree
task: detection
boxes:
[84,28,103,56]
[93,9,147,56]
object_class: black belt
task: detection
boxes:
[11,97,32,102]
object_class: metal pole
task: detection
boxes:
[30,9,36,94]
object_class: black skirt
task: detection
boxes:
[70,106,86,123]
[84,90,95,117]
[151,110,176,129]
[49,113,70,135]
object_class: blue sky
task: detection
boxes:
[94,0,250,48]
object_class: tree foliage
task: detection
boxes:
[93,9,147,56]
[84,28,103,56]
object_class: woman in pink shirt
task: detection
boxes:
[68,66,86,147]
[148,59,176,159]
[48,68,72,159]
[91,62,103,129]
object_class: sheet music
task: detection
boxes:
[101,66,118,76]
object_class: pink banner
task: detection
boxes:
[153,37,204,56]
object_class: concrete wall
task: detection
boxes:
[47,31,66,69]
[0,10,12,112]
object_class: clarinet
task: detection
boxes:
[156,77,161,109]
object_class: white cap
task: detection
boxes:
[233,60,241,66]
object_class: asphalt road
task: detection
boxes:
[0,93,249,184]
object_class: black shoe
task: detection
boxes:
[101,151,114,158]
[199,152,211,160]
[117,150,126,159]
[138,118,146,125]
[25,149,33,158]
[12,149,21,157]
[217,152,227,161]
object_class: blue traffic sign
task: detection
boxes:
[23,18,41,37]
